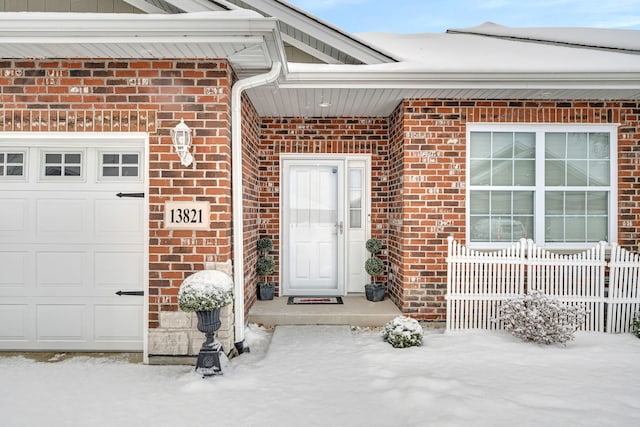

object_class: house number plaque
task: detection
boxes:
[164,201,210,230]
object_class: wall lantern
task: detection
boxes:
[171,118,193,167]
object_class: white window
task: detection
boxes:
[100,152,140,179]
[467,124,617,248]
[42,151,83,178]
[0,151,26,178]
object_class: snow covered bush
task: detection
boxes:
[497,291,586,345]
[178,270,233,312]
[382,316,423,348]
[631,313,640,338]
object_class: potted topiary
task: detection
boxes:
[365,238,385,302]
[256,237,275,300]
[178,269,234,376]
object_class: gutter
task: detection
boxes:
[231,61,282,352]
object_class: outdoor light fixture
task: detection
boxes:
[171,118,193,167]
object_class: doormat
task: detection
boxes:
[287,296,344,305]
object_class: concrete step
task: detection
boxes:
[247,295,402,327]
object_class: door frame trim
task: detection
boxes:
[279,153,371,296]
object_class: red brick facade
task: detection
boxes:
[246,101,640,320]
[0,58,235,329]
[2,59,639,326]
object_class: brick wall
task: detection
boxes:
[0,58,236,353]
[387,103,406,307]
[396,99,640,320]
[241,93,261,313]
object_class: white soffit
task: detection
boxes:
[247,86,640,117]
[0,11,282,70]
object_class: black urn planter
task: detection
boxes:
[258,283,275,301]
[365,284,385,302]
[195,309,223,377]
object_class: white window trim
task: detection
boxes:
[0,148,28,181]
[466,123,618,249]
[97,150,143,182]
[39,148,86,182]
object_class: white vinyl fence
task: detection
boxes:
[607,243,640,333]
[446,236,640,333]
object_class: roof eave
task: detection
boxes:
[234,0,397,64]
[281,70,640,90]
[0,12,288,75]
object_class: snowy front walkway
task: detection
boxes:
[1,325,640,427]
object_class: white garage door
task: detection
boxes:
[0,135,145,351]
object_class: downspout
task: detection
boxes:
[231,61,282,351]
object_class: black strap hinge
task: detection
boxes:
[116,192,145,198]
[115,290,144,296]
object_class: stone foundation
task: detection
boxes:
[148,261,235,364]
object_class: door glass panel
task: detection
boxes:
[348,168,363,229]
[350,210,362,228]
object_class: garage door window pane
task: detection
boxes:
[101,153,140,179]
[44,152,82,177]
[1,152,25,177]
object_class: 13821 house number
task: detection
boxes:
[164,201,210,230]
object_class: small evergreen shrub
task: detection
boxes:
[256,237,275,282]
[631,313,640,338]
[364,238,384,286]
[382,316,424,348]
[364,256,384,277]
[497,291,586,345]
[257,237,273,254]
[366,238,383,255]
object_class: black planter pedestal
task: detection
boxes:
[195,309,223,377]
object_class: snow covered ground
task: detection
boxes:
[1,324,639,427]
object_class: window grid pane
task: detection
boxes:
[470,191,533,242]
[545,191,609,243]
[101,153,140,178]
[470,132,535,187]
[545,132,610,187]
[1,151,26,178]
[44,152,82,177]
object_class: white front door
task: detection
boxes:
[281,156,371,296]
[282,160,345,296]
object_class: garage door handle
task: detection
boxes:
[116,192,145,198]
[115,290,144,296]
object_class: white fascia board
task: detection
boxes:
[239,0,395,64]
[121,0,168,13]
[281,71,640,90]
[0,12,278,39]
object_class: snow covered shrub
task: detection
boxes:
[497,291,586,345]
[178,270,233,312]
[631,313,640,338]
[382,316,423,348]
